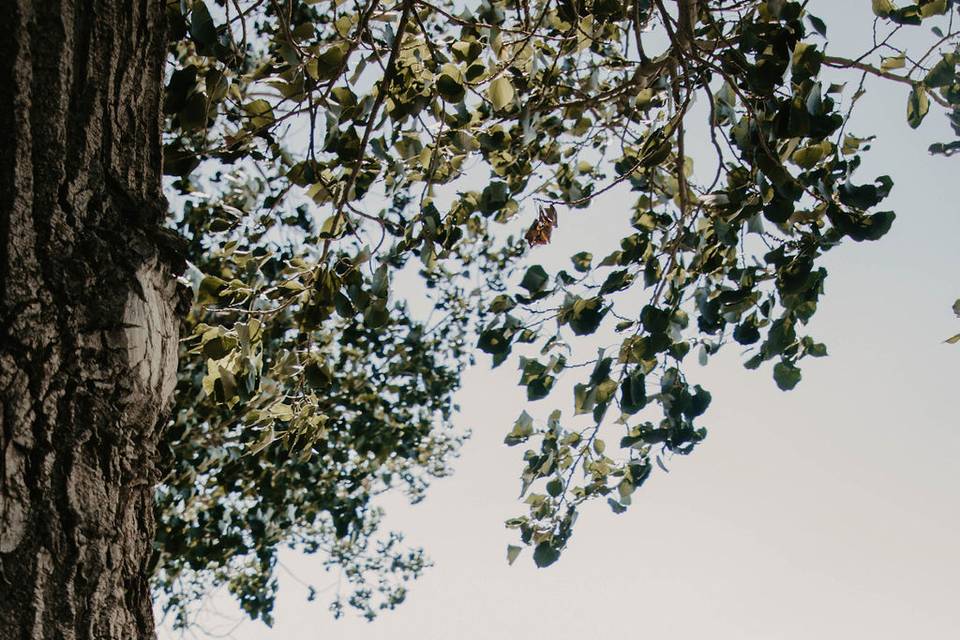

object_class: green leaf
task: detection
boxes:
[308,44,348,81]
[791,141,832,169]
[520,265,550,293]
[872,0,896,17]
[773,361,802,391]
[525,374,555,401]
[923,54,957,88]
[363,300,389,328]
[478,327,512,358]
[607,498,627,514]
[437,74,466,103]
[567,297,606,336]
[599,269,634,294]
[919,0,948,17]
[765,318,796,356]
[244,99,275,129]
[488,76,515,110]
[803,338,829,358]
[452,40,481,62]
[371,263,390,299]
[685,385,712,418]
[479,181,510,214]
[319,214,346,239]
[546,478,563,497]
[620,371,647,415]
[506,545,522,565]
[504,411,534,445]
[489,295,516,314]
[734,321,761,345]
[197,275,226,305]
[178,92,209,131]
[571,252,593,272]
[807,14,827,36]
[881,54,905,71]
[532,542,560,568]
[640,305,670,334]
[907,86,930,129]
[268,402,294,421]
[792,43,823,80]
[190,1,217,50]
[889,6,922,25]
[573,383,595,415]
[838,176,893,210]
[248,426,276,455]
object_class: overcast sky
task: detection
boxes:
[160,2,959,638]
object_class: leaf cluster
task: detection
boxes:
[155,0,959,625]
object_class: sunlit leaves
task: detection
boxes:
[920,0,950,18]
[488,76,515,111]
[873,0,897,18]
[882,54,907,71]
[157,0,960,622]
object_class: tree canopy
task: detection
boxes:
[153,0,960,628]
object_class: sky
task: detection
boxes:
[160,2,960,638]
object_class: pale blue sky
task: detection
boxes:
[160,3,959,638]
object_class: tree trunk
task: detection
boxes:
[0,1,178,638]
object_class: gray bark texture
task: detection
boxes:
[0,1,180,638]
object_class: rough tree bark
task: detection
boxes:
[0,1,179,638]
